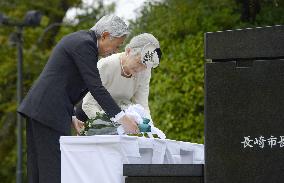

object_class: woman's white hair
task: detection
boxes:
[125,33,160,57]
[90,15,129,38]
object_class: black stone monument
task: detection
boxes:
[205,25,284,183]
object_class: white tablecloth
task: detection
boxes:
[60,135,204,183]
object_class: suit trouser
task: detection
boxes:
[26,118,65,183]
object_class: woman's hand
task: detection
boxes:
[72,116,84,135]
[119,115,139,134]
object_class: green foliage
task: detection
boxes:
[80,112,112,136]
[254,0,284,26]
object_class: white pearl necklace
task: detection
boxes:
[120,56,132,77]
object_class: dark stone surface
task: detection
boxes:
[204,25,284,61]
[123,164,203,177]
[205,60,284,183]
[125,176,203,183]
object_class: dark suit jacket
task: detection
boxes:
[74,100,89,122]
[18,30,121,134]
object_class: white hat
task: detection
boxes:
[141,43,162,68]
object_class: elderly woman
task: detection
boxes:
[81,33,162,121]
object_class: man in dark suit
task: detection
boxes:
[18,15,139,183]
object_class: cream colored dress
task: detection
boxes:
[82,52,152,119]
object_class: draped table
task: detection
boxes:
[60,135,204,183]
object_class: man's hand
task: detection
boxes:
[119,115,139,134]
[72,116,84,135]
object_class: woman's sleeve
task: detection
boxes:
[132,69,152,115]
[81,60,110,119]
[82,92,102,119]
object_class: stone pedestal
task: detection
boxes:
[123,164,204,183]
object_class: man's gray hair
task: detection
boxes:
[125,33,160,56]
[90,15,129,38]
